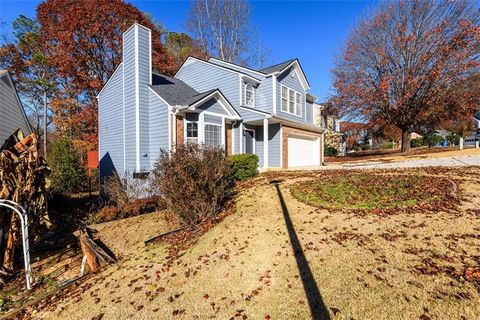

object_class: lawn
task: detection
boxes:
[16,167,480,320]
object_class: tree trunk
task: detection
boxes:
[43,91,47,158]
[401,130,411,153]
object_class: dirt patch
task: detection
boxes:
[14,167,480,320]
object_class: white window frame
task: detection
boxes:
[280,84,302,117]
[244,82,255,107]
[185,119,199,144]
[204,122,222,147]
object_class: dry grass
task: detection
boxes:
[20,167,480,320]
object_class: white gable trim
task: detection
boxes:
[188,90,241,119]
[208,57,265,77]
[96,63,124,98]
[175,56,262,82]
[268,60,310,91]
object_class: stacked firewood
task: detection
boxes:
[0,129,50,284]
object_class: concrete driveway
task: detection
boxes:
[325,155,480,169]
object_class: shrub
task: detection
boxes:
[381,142,394,149]
[103,172,129,209]
[324,146,338,156]
[151,144,234,229]
[446,134,460,146]
[229,154,259,180]
[410,137,424,148]
[423,134,442,148]
[361,145,370,151]
[48,137,86,194]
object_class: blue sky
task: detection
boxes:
[0,0,376,101]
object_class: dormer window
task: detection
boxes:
[244,83,255,107]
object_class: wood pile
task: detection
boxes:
[0,129,50,285]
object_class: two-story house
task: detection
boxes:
[98,23,326,180]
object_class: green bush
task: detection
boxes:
[423,134,442,148]
[324,146,338,157]
[229,154,259,181]
[410,137,424,148]
[446,134,460,146]
[381,142,394,149]
[48,137,86,195]
[361,145,370,151]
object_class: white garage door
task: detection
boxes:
[288,134,320,167]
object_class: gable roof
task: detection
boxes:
[259,59,296,74]
[0,70,32,135]
[150,72,240,118]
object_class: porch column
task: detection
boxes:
[263,118,269,169]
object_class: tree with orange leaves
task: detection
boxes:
[332,0,480,152]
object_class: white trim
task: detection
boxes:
[231,123,235,154]
[123,22,152,36]
[184,117,199,145]
[208,57,265,77]
[173,112,177,149]
[168,109,172,152]
[134,25,140,172]
[203,121,222,147]
[175,56,263,81]
[199,112,205,144]
[239,106,270,116]
[122,39,126,173]
[187,90,240,119]
[244,82,255,108]
[221,117,225,147]
[148,29,152,86]
[263,118,269,168]
[266,60,310,91]
[239,123,244,153]
[280,124,283,168]
[96,62,124,98]
[280,84,303,117]
[272,74,277,115]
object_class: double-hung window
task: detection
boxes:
[281,85,302,116]
[244,83,255,107]
[204,123,222,147]
[186,121,198,144]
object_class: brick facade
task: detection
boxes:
[225,123,232,156]
[282,125,323,169]
[176,115,184,145]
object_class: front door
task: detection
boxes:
[243,130,254,154]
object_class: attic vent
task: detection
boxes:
[290,68,295,78]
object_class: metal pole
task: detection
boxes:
[0,200,33,290]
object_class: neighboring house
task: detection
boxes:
[98,23,326,180]
[0,70,31,144]
[312,102,343,154]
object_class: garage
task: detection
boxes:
[287,134,320,167]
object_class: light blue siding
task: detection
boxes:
[268,124,281,167]
[198,98,228,115]
[209,59,264,79]
[276,70,306,123]
[138,26,151,170]
[0,73,31,142]
[305,101,313,125]
[98,64,124,179]
[255,79,272,114]
[238,107,267,122]
[204,114,222,125]
[176,60,240,107]
[148,89,169,168]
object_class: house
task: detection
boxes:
[97,23,326,180]
[0,70,31,144]
[312,102,344,155]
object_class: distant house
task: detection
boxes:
[0,70,31,144]
[97,23,326,180]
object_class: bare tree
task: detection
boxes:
[332,0,480,152]
[187,0,269,66]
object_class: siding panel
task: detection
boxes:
[197,98,228,115]
[0,74,30,142]
[268,123,281,167]
[148,89,169,168]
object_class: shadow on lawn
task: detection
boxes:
[271,180,331,320]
